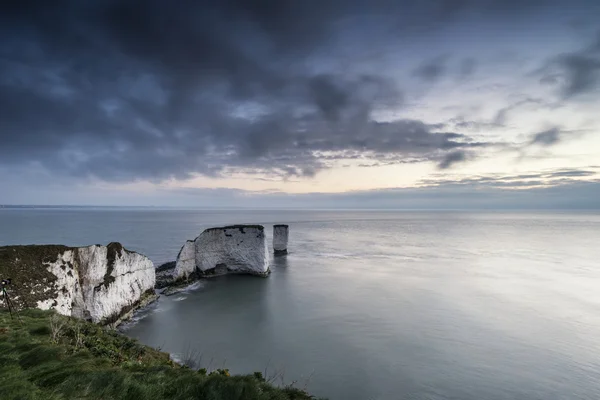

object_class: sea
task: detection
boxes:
[1,208,600,400]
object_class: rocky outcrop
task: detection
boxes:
[0,243,155,326]
[273,224,289,255]
[173,225,269,280]
[173,240,196,280]
[155,261,176,289]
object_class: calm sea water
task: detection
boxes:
[1,209,600,400]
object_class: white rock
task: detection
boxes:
[36,250,79,316]
[173,240,195,280]
[273,224,289,255]
[28,243,155,324]
[78,244,155,324]
[174,225,269,278]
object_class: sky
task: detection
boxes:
[1,0,599,208]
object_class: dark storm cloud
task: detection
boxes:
[529,127,561,146]
[437,150,470,169]
[413,56,448,82]
[493,98,552,126]
[539,32,600,98]
[458,58,477,79]
[442,98,559,134]
[558,55,600,97]
[0,0,587,183]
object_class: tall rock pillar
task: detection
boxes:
[273,224,289,255]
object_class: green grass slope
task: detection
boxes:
[0,309,324,400]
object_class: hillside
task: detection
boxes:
[0,309,323,400]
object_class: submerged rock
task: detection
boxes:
[155,261,176,289]
[273,224,289,255]
[0,243,156,326]
[174,225,269,280]
[156,261,176,272]
[162,280,203,296]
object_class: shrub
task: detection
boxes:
[49,313,67,344]
[29,324,52,336]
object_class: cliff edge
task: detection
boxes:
[0,243,155,326]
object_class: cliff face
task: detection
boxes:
[174,225,269,280]
[173,240,195,280]
[0,243,155,325]
[273,224,289,255]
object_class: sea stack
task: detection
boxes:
[173,225,269,280]
[273,224,289,255]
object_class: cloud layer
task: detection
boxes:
[2,0,597,187]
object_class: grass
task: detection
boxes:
[0,309,324,400]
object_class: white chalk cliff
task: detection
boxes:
[0,243,155,325]
[273,224,289,255]
[174,225,269,280]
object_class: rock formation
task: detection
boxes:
[0,243,155,326]
[273,224,289,255]
[173,225,269,280]
[155,261,176,289]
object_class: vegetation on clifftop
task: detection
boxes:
[0,245,69,308]
[0,309,324,400]
[0,243,141,310]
